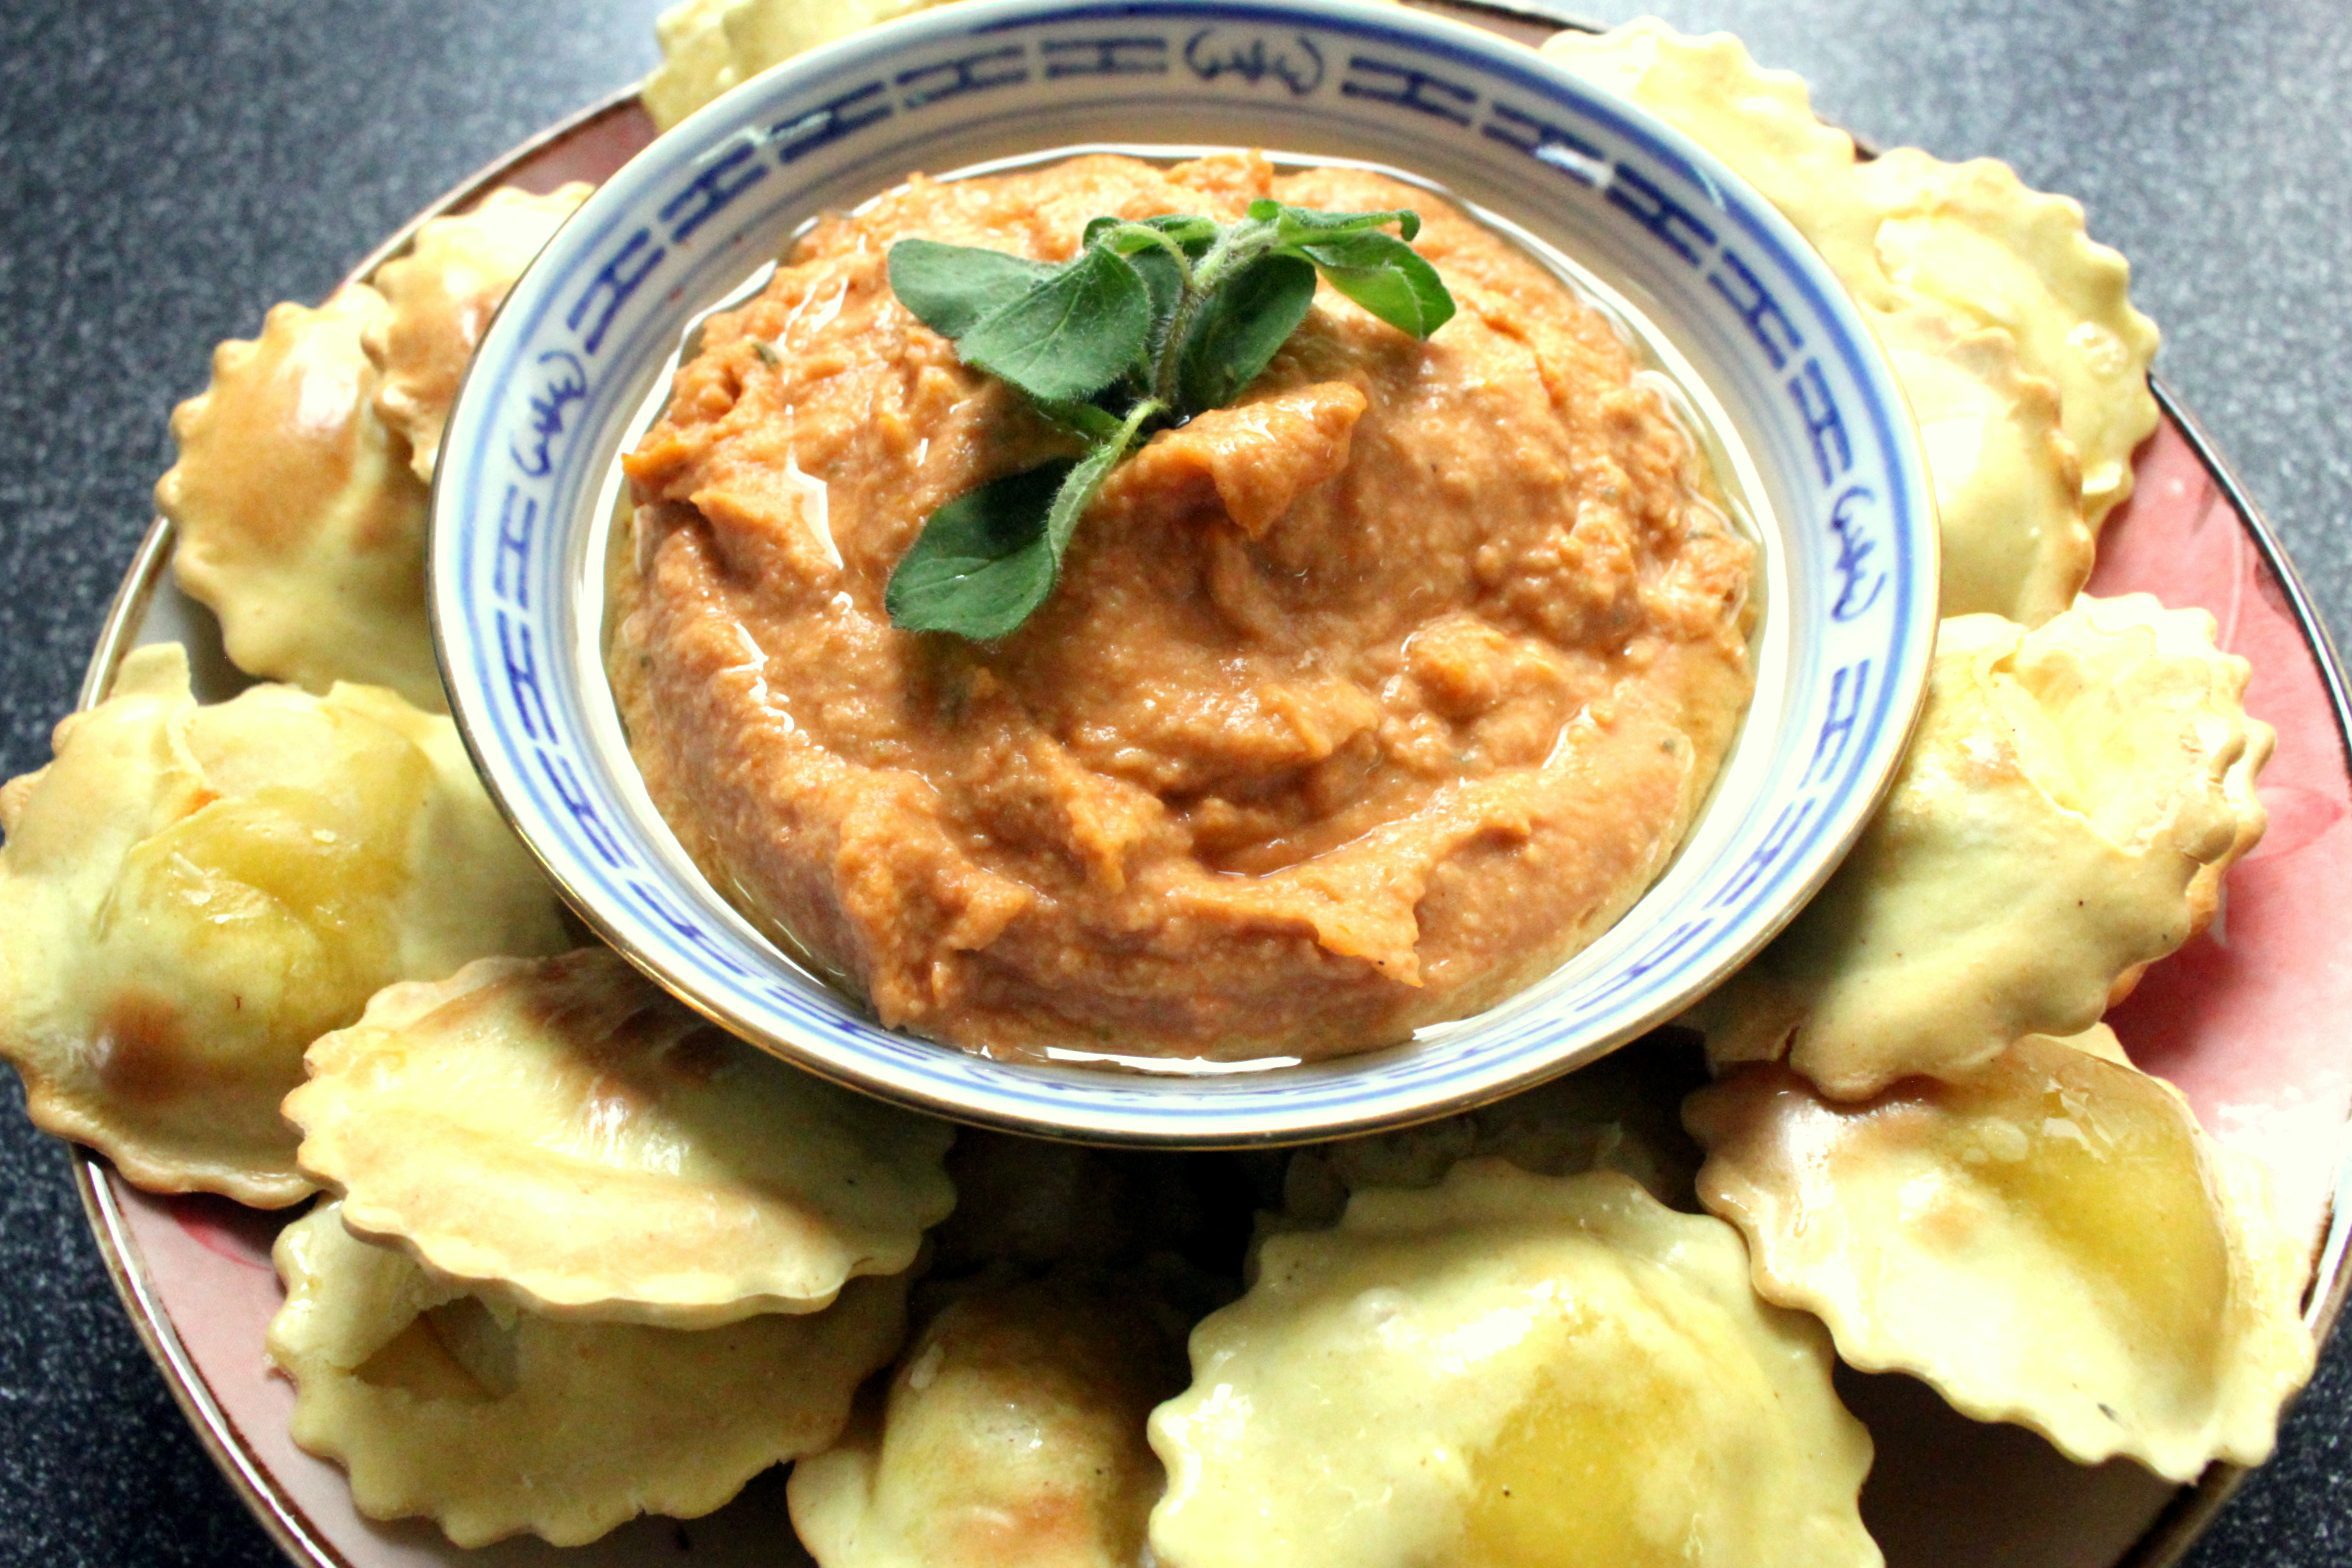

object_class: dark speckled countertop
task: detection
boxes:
[1,0,2346,1562]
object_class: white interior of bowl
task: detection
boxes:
[570,138,1801,1068]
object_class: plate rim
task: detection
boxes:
[54,10,2352,1563]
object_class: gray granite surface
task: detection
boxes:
[0,0,2345,1562]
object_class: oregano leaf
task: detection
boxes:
[886,401,1163,639]
[887,239,1055,339]
[1130,246,1188,366]
[884,463,1072,639]
[1295,230,1456,339]
[959,244,1154,404]
[1175,252,1317,412]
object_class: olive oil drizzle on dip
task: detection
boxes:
[607,149,1759,1067]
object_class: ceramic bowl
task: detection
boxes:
[429,0,1938,1143]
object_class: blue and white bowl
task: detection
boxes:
[430,0,1937,1144]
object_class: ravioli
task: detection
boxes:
[927,1130,1249,1279]
[1278,1039,1706,1225]
[1850,149,2160,527]
[286,947,956,1326]
[1686,1028,2317,1480]
[1539,20,1864,238]
[643,0,968,130]
[0,645,567,1205]
[1871,304,2090,623]
[1697,596,2270,1097]
[269,1202,905,1547]
[1543,19,2146,605]
[364,183,590,481]
[643,0,741,129]
[1149,1161,1879,1568]
[790,1274,1186,1568]
[157,285,441,707]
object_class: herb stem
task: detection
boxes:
[1127,226,1196,281]
[1081,395,1167,506]
[1152,219,1282,408]
[1151,291,1197,408]
[1112,395,1166,453]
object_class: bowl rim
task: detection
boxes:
[426,0,1940,1146]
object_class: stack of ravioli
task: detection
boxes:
[0,9,2323,1566]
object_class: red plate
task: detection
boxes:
[63,14,2352,1565]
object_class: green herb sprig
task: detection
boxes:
[881,200,1456,639]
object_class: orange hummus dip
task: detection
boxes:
[613,153,1754,1064]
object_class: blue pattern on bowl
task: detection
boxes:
[430,0,1936,1142]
